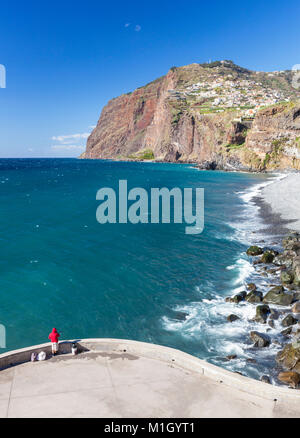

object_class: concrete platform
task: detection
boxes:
[1,338,300,418]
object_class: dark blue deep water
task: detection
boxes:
[0,159,276,379]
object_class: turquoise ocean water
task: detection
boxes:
[0,159,278,379]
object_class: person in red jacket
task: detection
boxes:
[48,328,60,355]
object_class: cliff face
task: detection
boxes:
[83,61,300,171]
[244,103,300,170]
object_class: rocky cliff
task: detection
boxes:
[82,61,300,171]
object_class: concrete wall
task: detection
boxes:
[1,338,300,408]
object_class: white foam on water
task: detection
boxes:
[228,172,287,246]
[162,172,289,379]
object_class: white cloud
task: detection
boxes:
[51,144,85,151]
[51,133,90,144]
[50,127,94,155]
[125,23,141,31]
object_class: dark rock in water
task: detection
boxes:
[292,291,300,301]
[226,354,237,360]
[255,304,270,323]
[198,160,218,170]
[225,291,246,303]
[267,268,278,274]
[260,375,271,384]
[261,251,275,264]
[263,286,294,306]
[275,265,287,272]
[233,291,246,303]
[246,283,257,292]
[286,284,297,291]
[281,327,293,336]
[276,341,300,369]
[246,246,263,256]
[269,308,280,320]
[282,314,298,327]
[172,311,189,321]
[246,290,263,303]
[246,358,257,364]
[225,292,246,303]
[250,331,271,347]
[227,314,240,322]
[268,319,275,328]
[278,371,300,388]
[281,270,294,285]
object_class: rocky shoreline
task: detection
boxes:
[226,232,300,388]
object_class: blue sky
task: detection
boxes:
[0,0,299,157]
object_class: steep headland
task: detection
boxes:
[82,60,300,171]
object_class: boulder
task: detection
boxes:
[281,270,294,285]
[281,327,293,336]
[269,308,280,320]
[246,246,263,256]
[278,371,300,388]
[267,268,278,274]
[268,319,275,328]
[263,286,294,306]
[225,291,246,303]
[292,292,300,302]
[283,232,300,250]
[226,354,237,360]
[292,301,300,313]
[234,291,246,302]
[276,341,300,369]
[245,290,263,303]
[173,311,188,321]
[255,304,270,323]
[250,331,271,347]
[274,251,296,268]
[246,283,257,292]
[260,251,275,264]
[260,375,271,384]
[293,258,300,286]
[227,314,240,322]
[282,314,298,327]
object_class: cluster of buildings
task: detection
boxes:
[168,75,290,118]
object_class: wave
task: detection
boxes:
[162,172,288,381]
